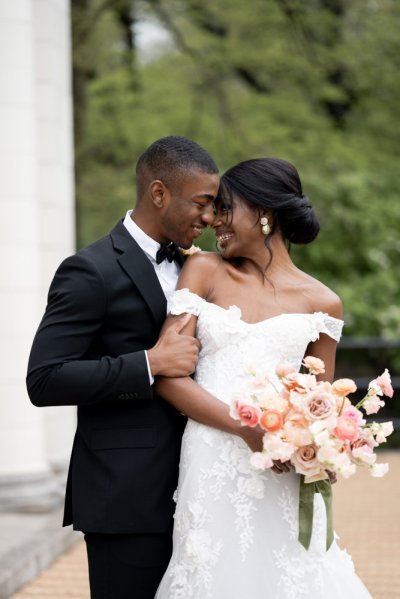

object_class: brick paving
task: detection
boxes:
[10,450,399,599]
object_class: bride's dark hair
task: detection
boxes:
[217,158,320,245]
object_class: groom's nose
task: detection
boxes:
[201,202,215,225]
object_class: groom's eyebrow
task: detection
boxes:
[193,193,215,201]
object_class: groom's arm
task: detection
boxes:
[27,253,198,407]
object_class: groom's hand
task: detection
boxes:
[148,314,200,377]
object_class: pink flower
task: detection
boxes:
[236,401,261,428]
[275,363,296,378]
[370,369,394,398]
[334,417,360,442]
[304,389,337,421]
[260,410,284,432]
[342,405,365,426]
[291,444,324,480]
[302,356,325,375]
[332,378,357,397]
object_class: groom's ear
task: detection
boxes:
[150,180,169,208]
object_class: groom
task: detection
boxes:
[27,136,220,599]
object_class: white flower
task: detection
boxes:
[352,446,376,465]
[263,433,295,462]
[317,441,341,466]
[250,451,273,470]
[363,394,385,415]
[331,452,356,478]
[370,421,394,444]
[370,462,389,477]
[180,245,202,256]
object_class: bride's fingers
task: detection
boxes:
[272,460,289,474]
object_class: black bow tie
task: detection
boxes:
[156,242,180,264]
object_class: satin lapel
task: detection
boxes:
[111,222,167,330]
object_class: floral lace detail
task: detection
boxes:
[156,290,370,599]
[310,312,344,343]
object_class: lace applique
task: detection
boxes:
[311,312,344,343]
[169,288,204,316]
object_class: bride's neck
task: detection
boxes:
[241,234,296,279]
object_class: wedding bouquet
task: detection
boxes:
[230,357,394,550]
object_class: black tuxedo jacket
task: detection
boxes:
[27,221,186,533]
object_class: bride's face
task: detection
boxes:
[212,195,266,258]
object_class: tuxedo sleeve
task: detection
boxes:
[26,253,152,407]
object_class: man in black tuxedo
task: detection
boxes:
[26,136,220,599]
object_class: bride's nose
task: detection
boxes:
[212,208,222,228]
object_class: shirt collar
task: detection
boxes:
[123,210,160,262]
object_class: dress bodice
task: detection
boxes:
[170,288,343,405]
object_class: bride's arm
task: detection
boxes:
[156,253,264,453]
[306,291,343,382]
[156,373,263,453]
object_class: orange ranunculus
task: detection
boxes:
[260,410,284,433]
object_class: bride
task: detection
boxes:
[155,158,372,598]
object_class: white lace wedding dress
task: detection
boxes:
[155,289,372,599]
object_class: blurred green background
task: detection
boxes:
[71,0,400,349]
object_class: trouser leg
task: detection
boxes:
[84,532,172,599]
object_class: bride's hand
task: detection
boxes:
[238,425,264,452]
[271,460,292,474]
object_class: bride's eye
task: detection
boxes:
[215,202,231,215]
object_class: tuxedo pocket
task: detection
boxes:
[91,427,157,450]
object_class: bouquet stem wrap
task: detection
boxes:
[298,475,333,551]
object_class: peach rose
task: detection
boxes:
[334,417,360,442]
[331,378,357,397]
[236,401,261,428]
[259,392,289,415]
[304,389,336,421]
[291,444,323,479]
[275,363,296,378]
[282,373,317,393]
[302,356,325,375]
[260,410,283,433]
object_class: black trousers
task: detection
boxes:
[84,532,172,599]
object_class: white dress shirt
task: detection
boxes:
[123,210,181,383]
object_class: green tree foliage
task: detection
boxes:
[71,0,400,341]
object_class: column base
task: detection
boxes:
[0,470,65,513]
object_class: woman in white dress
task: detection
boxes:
[155,158,372,598]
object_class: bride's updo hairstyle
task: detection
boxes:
[217,158,320,245]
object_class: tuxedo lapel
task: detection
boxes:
[111,222,167,330]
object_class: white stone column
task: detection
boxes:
[0,0,76,510]
[33,0,76,473]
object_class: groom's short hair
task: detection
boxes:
[136,136,218,198]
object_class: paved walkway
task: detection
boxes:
[8,450,400,599]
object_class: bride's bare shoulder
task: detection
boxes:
[304,274,343,319]
[178,251,225,295]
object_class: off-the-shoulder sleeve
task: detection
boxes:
[311,312,344,342]
[168,288,204,316]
